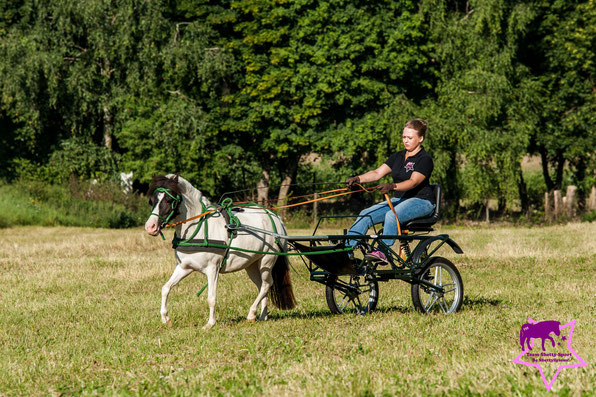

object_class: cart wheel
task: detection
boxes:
[411,257,463,314]
[325,274,379,315]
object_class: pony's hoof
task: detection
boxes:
[166,319,173,327]
[202,323,214,330]
[247,318,256,324]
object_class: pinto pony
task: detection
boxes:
[144,174,296,329]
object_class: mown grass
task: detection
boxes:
[0,223,594,396]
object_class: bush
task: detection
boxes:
[581,211,596,223]
[45,137,121,184]
[0,178,147,229]
[523,170,547,210]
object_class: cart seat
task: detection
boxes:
[402,184,442,232]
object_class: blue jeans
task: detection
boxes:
[346,197,435,247]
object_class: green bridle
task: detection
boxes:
[150,187,183,228]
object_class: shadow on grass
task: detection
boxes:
[228,296,503,324]
[462,296,504,309]
[228,304,414,323]
[228,308,338,323]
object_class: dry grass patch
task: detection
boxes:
[0,224,594,395]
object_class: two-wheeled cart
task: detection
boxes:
[286,184,464,315]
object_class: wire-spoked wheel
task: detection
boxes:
[325,274,379,315]
[411,257,463,314]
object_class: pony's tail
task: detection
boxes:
[270,255,296,310]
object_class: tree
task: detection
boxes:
[521,0,596,204]
[0,0,235,191]
[220,0,434,204]
[415,0,538,217]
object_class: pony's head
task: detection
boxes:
[145,174,183,236]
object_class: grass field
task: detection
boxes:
[0,223,594,396]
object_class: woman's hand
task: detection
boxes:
[377,183,395,194]
[345,176,360,190]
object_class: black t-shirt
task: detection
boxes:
[384,147,434,202]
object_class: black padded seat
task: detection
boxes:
[401,184,441,232]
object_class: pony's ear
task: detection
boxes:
[172,173,179,183]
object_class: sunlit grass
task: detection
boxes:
[0,224,594,395]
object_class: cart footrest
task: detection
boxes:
[292,242,358,275]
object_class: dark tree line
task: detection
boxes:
[1,0,594,218]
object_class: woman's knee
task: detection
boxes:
[384,211,398,226]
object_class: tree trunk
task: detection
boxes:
[573,158,587,211]
[256,169,270,206]
[276,161,298,216]
[554,151,565,190]
[539,146,554,191]
[497,197,507,217]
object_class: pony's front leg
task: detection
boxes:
[203,267,219,330]
[522,336,531,350]
[161,265,193,326]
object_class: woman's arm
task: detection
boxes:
[378,171,426,194]
[357,164,392,183]
[395,171,426,191]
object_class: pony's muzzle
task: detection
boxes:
[145,218,161,236]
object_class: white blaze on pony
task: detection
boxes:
[145,174,296,329]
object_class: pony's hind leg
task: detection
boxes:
[245,263,269,321]
[250,259,275,322]
[203,266,220,329]
[161,265,193,326]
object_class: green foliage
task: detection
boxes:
[418,0,538,212]
[523,170,547,209]
[581,210,596,222]
[46,137,121,183]
[0,178,146,228]
[0,0,594,224]
[219,0,435,193]
[521,0,596,193]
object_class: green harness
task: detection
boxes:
[150,189,353,296]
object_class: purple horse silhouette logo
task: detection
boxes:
[520,320,561,351]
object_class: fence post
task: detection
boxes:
[544,191,552,220]
[313,192,318,224]
[589,186,596,211]
[565,185,577,217]
[553,190,562,219]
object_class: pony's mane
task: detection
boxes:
[147,175,182,198]
[148,174,211,207]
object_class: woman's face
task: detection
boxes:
[402,127,423,152]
